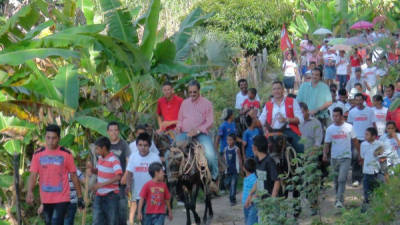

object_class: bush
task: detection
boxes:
[196,0,294,55]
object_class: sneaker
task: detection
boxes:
[335,201,344,208]
[352,181,360,187]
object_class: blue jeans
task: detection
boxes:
[63,203,77,225]
[144,214,165,225]
[244,204,258,225]
[175,133,219,180]
[43,202,69,225]
[224,173,238,203]
[92,192,119,225]
[337,74,347,90]
[118,186,128,225]
[283,128,304,153]
[363,174,380,203]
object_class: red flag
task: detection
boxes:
[280,24,293,51]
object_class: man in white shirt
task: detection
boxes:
[235,79,260,110]
[336,50,350,90]
[347,93,377,187]
[346,67,365,93]
[362,58,378,96]
[126,133,161,225]
[372,95,388,137]
[323,107,359,208]
[258,80,304,153]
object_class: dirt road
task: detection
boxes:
[165,181,363,225]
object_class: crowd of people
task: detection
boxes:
[25,28,400,225]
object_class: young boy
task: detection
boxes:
[138,162,172,225]
[126,133,161,225]
[242,158,258,225]
[88,136,123,225]
[223,134,242,206]
[215,108,237,155]
[360,127,382,204]
[242,88,261,116]
[245,135,280,207]
[242,116,261,161]
[372,95,388,137]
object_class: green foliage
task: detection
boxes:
[336,166,400,224]
[197,0,294,55]
[256,195,298,225]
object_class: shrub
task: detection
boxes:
[196,0,294,55]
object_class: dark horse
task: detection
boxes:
[167,139,214,225]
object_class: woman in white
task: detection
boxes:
[282,51,299,94]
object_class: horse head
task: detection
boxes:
[153,130,174,157]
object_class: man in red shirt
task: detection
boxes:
[27,124,84,225]
[157,81,183,132]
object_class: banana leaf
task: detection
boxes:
[0,48,79,66]
[140,0,161,66]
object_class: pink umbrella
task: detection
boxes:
[373,15,386,24]
[350,21,374,30]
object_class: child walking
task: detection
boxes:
[138,162,173,225]
[223,134,242,206]
[242,158,258,225]
[88,137,123,225]
[360,127,382,205]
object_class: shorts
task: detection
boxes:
[324,66,336,80]
[283,76,295,89]
[130,183,137,201]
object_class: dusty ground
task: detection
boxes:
[165,177,363,225]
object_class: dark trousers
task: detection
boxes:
[352,140,363,183]
[224,173,238,203]
[43,202,70,225]
[92,192,119,225]
[63,203,77,225]
[283,128,304,154]
[363,174,380,203]
[118,185,128,225]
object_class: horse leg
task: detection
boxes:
[191,185,201,225]
[207,193,213,218]
[183,186,192,225]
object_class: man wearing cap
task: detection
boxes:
[346,67,365,93]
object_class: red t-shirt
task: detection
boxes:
[242,99,260,110]
[387,107,400,131]
[156,95,183,130]
[30,146,77,204]
[350,53,362,67]
[140,180,171,214]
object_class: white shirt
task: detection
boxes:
[235,91,260,109]
[336,55,349,75]
[379,133,400,158]
[129,141,159,155]
[258,97,304,129]
[126,151,161,200]
[360,140,382,174]
[325,122,355,159]
[347,107,376,140]
[323,53,336,65]
[283,60,298,77]
[373,107,388,136]
[362,66,378,87]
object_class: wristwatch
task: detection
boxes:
[197,130,200,134]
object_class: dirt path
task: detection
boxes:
[166,179,363,225]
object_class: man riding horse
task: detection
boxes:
[173,80,219,193]
[258,80,304,154]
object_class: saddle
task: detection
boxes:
[167,140,212,186]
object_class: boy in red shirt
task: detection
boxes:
[27,124,84,225]
[241,88,261,116]
[138,162,172,225]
